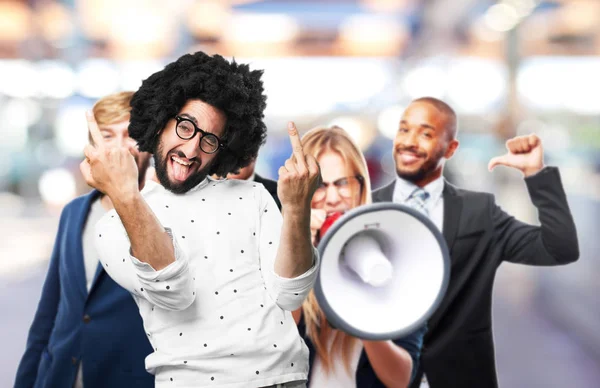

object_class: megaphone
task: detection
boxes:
[314,203,450,340]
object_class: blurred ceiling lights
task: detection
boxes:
[186,0,231,39]
[561,1,599,31]
[222,13,300,56]
[0,1,32,43]
[337,14,410,56]
[38,60,77,99]
[327,116,377,151]
[484,0,537,32]
[360,0,417,13]
[36,2,74,43]
[76,59,120,98]
[377,105,405,140]
[78,0,179,59]
[38,168,77,208]
[54,102,91,157]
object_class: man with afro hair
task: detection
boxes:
[80,51,321,388]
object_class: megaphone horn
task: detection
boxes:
[315,203,450,340]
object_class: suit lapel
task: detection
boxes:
[442,181,462,253]
[372,181,395,202]
[69,190,101,299]
[87,261,106,300]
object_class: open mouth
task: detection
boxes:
[169,155,196,182]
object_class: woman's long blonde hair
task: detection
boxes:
[301,125,372,375]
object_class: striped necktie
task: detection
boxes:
[406,188,430,217]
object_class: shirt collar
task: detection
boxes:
[393,174,445,204]
[187,175,215,193]
[142,175,217,196]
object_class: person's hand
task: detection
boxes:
[80,111,139,198]
[277,122,321,214]
[310,209,327,245]
[488,133,544,177]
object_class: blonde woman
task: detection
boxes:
[293,126,426,388]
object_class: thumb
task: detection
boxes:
[488,154,511,171]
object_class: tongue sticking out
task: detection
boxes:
[172,160,190,181]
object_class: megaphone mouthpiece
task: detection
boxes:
[344,233,393,287]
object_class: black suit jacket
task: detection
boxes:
[372,167,579,388]
[254,173,281,211]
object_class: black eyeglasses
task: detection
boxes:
[174,115,225,154]
[313,175,364,202]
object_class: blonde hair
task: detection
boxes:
[300,125,372,375]
[89,91,134,142]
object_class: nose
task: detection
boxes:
[397,131,418,149]
[178,134,202,159]
[406,131,420,146]
[325,185,342,206]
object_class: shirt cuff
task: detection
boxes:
[271,246,320,292]
[128,227,188,281]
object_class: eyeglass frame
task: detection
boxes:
[313,175,365,201]
[174,115,226,154]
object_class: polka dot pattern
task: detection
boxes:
[95,179,314,384]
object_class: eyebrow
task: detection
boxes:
[322,176,353,184]
[400,120,436,131]
[180,113,198,125]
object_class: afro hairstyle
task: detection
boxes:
[128,51,267,177]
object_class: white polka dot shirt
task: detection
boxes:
[95,177,319,388]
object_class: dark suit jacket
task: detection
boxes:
[297,315,427,387]
[372,167,579,388]
[254,173,281,211]
[15,191,154,388]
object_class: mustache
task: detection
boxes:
[169,149,199,164]
[395,146,426,158]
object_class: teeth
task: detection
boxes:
[172,156,191,166]
[400,152,420,158]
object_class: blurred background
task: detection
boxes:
[1,0,599,386]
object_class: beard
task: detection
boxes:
[395,145,446,183]
[153,140,215,194]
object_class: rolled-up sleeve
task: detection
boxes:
[95,213,195,311]
[256,186,320,311]
[268,247,319,310]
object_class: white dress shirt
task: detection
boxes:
[82,198,106,292]
[392,176,445,232]
[94,176,319,388]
